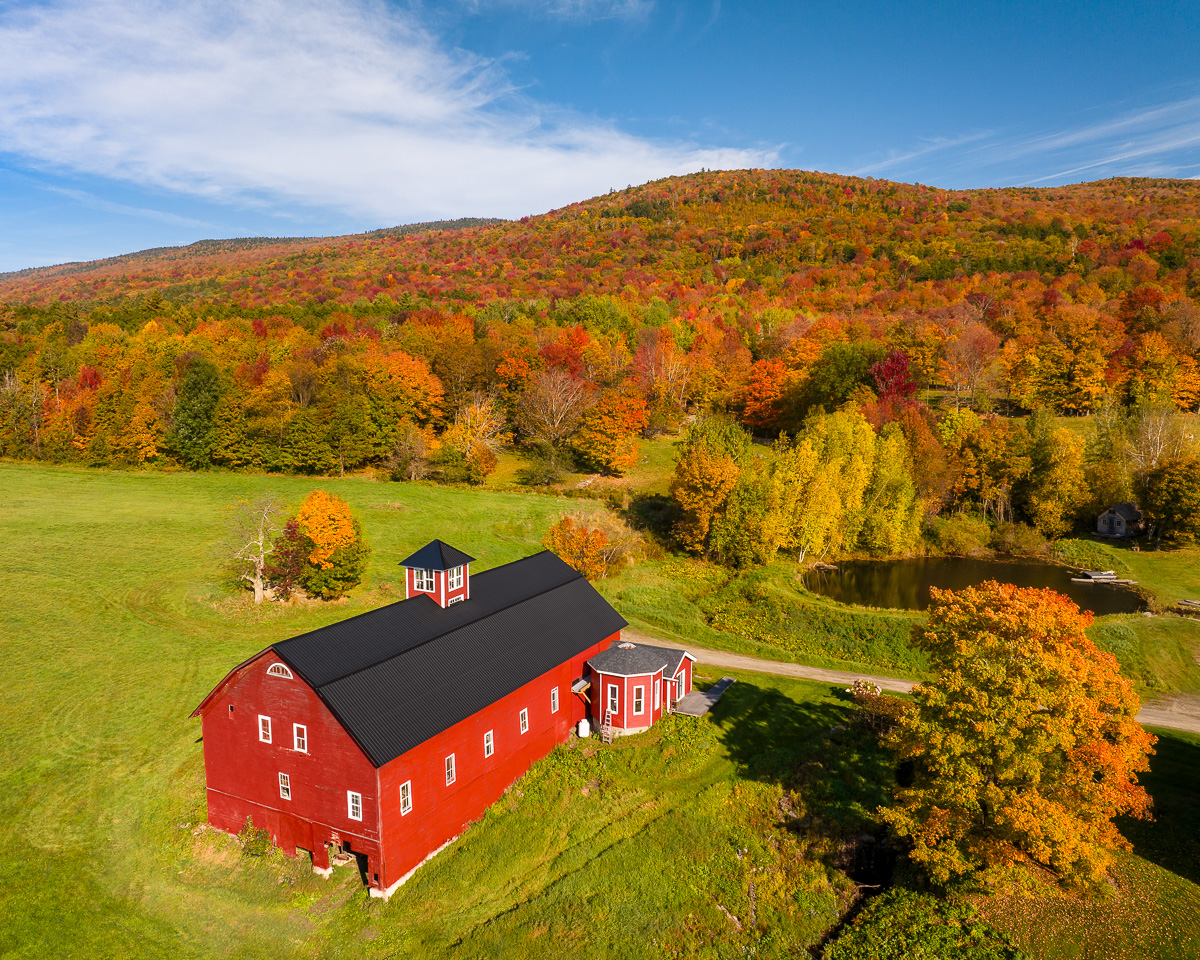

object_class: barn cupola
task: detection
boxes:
[399,539,475,608]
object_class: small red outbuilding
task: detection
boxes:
[586,640,695,737]
[192,541,628,897]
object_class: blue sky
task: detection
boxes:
[0,0,1197,272]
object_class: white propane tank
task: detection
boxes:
[577,718,591,738]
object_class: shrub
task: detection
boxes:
[927,514,991,555]
[989,522,1046,556]
[517,442,564,486]
[825,888,1026,959]
[848,680,912,734]
[236,816,273,858]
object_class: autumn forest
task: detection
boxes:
[3,169,1200,557]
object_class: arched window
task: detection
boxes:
[267,663,293,679]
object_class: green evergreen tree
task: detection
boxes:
[169,355,223,468]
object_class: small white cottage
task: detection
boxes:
[1097,502,1145,538]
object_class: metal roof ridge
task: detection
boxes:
[312,551,581,691]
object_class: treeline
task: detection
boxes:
[1,170,1199,480]
[669,400,1200,566]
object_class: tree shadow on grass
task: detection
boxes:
[709,680,895,850]
[1117,730,1200,886]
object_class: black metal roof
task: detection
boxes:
[398,539,475,571]
[587,641,687,678]
[272,551,626,767]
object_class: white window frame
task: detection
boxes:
[399,781,412,816]
[633,685,645,715]
[348,790,363,821]
[484,729,494,757]
[654,681,661,711]
[278,772,291,800]
[448,595,465,604]
[519,708,529,734]
[414,568,435,592]
[445,753,456,786]
[267,663,293,679]
[607,684,619,714]
[447,566,463,590]
[550,686,559,714]
[293,723,307,753]
[258,715,272,743]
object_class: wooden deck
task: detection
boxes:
[673,677,736,717]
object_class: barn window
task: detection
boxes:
[633,686,645,715]
[550,686,559,714]
[399,781,412,816]
[519,708,529,734]
[607,684,619,715]
[279,773,291,800]
[293,724,307,753]
[654,682,661,711]
[259,715,272,743]
[447,566,463,590]
[348,791,363,821]
[484,730,494,757]
[414,568,435,592]
[267,663,293,679]
[445,754,456,785]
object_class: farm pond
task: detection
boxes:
[802,557,1145,616]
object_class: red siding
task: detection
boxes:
[592,672,662,729]
[198,651,382,875]
[405,566,469,607]
[199,633,620,893]
[374,632,617,888]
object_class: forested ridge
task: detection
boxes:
[1,168,1198,494]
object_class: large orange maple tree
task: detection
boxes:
[880,582,1155,889]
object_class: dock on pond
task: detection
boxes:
[673,677,736,717]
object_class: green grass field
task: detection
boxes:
[0,462,870,958]
[1,462,1197,959]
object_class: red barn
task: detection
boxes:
[585,640,695,739]
[192,541,628,897]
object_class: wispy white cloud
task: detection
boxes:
[0,0,771,223]
[850,133,993,178]
[848,94,1200,187]
[43,186,213,228]
[461,0,655,21]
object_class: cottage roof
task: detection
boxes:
[269,551,626,767]
[399,539,475,571]
[587,641,689,678]
[1111,502,1144,521]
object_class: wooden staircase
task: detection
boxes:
[600,708,615,744]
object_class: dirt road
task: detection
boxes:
[628,632,1200,735]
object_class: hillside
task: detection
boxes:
[0,168,1198,481]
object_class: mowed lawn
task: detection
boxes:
[0,462,858,959]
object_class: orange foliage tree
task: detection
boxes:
[880,582,1155,889]
[542,515,610,580]
[542,512,641,580]
[296,490,357,568]
[571,390,649,475]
